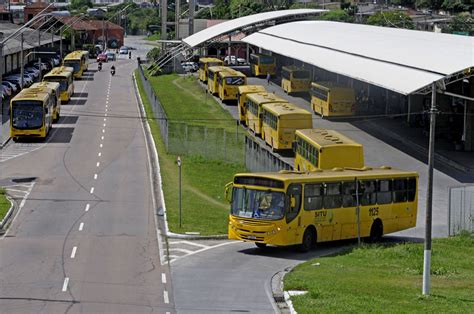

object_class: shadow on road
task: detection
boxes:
[57,115,79,125]
[49,127,74,143]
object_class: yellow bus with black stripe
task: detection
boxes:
[198,57,224,82]
[207,66,230,95]
[31,82,61,122]
[43,66,74,102]
[217,69,247,102]
[245,92,288,135]
[281,65,311,94]
[237,85,266,125]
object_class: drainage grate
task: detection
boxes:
[11,177,36,183]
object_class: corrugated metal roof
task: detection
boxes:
[182,9,326,48]
[242,21,474,95]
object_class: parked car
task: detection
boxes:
[2,81,18,93]
[106,52,116,61]
[2,84,12,97]
[4,77,22,90]
[119,46,129,54]
[97,53,108,62]
[181,62,198,72]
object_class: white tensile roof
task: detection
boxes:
[182,9,326,48]
[242,21,474,95]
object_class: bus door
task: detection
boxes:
[45,98,53,133]
[285,184,303,245]
[304,183,332,242]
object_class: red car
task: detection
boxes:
[97,53,107,62]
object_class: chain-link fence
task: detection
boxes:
[245,136,293,172]
[448,185,474,236]
[137,64,245,164]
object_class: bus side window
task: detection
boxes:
[286,184,302,223]
[304,184,323,211]
[324,182,342,209]
[407,177,417,201]
[360,180,376,206]
[342,181,357,207]
[393,179,408,203]
[377,179,392,204]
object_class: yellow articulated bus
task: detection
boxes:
[225,167,418,251]
[217,70,247,102]
[43,66,75,102]
[198,57,224,82]
[294,129,364,171]
[310,81,356,117]
[261,102,313,151]
[10,87,53,141]
[31,82,61,122]
[250,53,276,77]
[281,66,311,94]
[63,50,88,79]
[237,85,266,125]
[207,66,229,95]
[245,92,288,135]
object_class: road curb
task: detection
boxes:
[0,195,16,232]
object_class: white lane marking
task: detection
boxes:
[169,241,239,264]
[104,113,107,117]
[105,108,108,112]
[161,273,167,284]
[71,246,77,259]
[100,144,103,148]
[103,123,106,127]
[163,291,169,304]
[104,118,106,122]
[102,129,105,133]
[94,174,98,180]
[101,136,104,140]
[79,222,84,231]
[96,162,100,167]
[2,182,35,238]
[85,204,90,212]
[169,240,209,248]
[169,248,194,254]
[98,152,102,157]
[90,187,94,194]
[62,278,69,292]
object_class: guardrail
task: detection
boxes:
[448,185,474,236]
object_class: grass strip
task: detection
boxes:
[284,233,474,313]
[0,188,11,221]
[135,71,245,235]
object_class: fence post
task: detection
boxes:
[224,129,227,162]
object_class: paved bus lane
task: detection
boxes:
[0,56,173,313]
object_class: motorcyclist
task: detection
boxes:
[111,65,116,76]
[98,61,102,71]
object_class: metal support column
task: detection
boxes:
[227,35,231,63]
[20,33,24,88]
[407,95,412,124]
[188,0,195,36]
[175,0,180,40]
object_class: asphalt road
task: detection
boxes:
[0,52,173,313]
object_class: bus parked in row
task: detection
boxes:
[63,50,89,79]
[225,167,418,251]
[31,82,61,123]
[198,57,224,82]
[245,92,288,135]
[261,102,313,151]
[250,53,276,77]
[217,69,247,102]
[294,129,364,171]
[281,66,311,94]
[237,85,266,125]
[310,82,356,117]
[43,66,75,102]
[207,66,229,95]
[10,86,54,141]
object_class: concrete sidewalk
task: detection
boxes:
[0,98,10,148]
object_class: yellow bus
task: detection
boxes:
[294,129,364,171]
[31,82,61,123]
[281,66,311,94]
[245,92,288,135]
[43,66,74,102]
[250,53,276,77]
[237,85,266,125]
[261,102,313,151]
[217,70,247,102]
[10,87,53,141]
[198,57,224,82]
[225,167,418,251]
[310,82,356,117]
[207,66,229,95]
[63,50,88,78]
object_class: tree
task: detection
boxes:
[443,12,473,34]
[70,0,93,11]
[229,0,265,18]
[366,11,415,29]
[320,10,354,23]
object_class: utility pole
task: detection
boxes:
[175,0,180,40]
[422,81,438,296]
[0,32,4,146]
[161,0,167,40]
[20,33,24,88]
[188,0,195,36]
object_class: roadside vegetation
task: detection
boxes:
[284,233,474,312]
[0,188,11,221]
[135,71,245,235]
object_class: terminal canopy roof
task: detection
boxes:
[182,9,326,48]
[242,21,474,95]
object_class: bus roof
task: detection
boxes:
[262,102,312,116]
[208,65,230,73]
[237,85,266,95]
[13,87,51,103]
[311,81,354,90]
[234,166,418,185]
[282,65,310,73]
[64,50,86,60]
[218,70,246,78]
[31,82,60,93]
[246,92,288,104]
[199,57,223,63]
[296,129,362,148]
[44,67,73,78]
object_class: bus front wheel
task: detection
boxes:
[255,242,267,249]
[369,219,383,243]
[299,227,316,252]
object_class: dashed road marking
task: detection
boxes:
[85,204,90,212]
[79,222,84,231]
[161,273,167,284]
[94,174,98,180]
[71,246,77,259]
[90,187,94,194]
[62,278,69,292]
[163,291,169,304]
[101,136,104,140]
[98,152,102,157]
[96,162,100,167]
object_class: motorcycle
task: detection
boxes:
[111,67,115,76]
[98,62,102,71]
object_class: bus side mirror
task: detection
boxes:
[224,182,233,203]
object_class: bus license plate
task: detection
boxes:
[248,235,256,240]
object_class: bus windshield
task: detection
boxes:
[12,101,44,129]
[44,77,68,91]
[259,56,274,64]
[294,71,310,79]
[231,187,285,220]
[208,62,221,67]
[64,60,81,72]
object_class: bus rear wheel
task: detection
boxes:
[369,219,383,243]
[299,228,316,252]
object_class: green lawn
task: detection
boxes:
[145,34,161,41]
[284,233,474,313]
[135,71,246,235]
[0,188,11,221]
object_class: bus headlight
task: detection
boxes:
[267,229,277,235]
